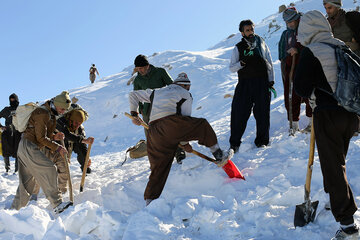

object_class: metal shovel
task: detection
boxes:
[294,120,319,227]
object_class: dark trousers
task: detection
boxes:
[145,115,218,200]
[281,61,312,121]
[314,108,358,224]
[72,142,88,169]
[230,77,271,147]
[3,156,18,172]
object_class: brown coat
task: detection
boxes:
[23,101,60,152]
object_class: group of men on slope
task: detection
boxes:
[128,0,360,239]
[1,91,94,214]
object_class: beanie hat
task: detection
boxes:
[53,91,71,110]
[69,109,85,123]
[283,7,301,22]
[174,72,191,85]
[323,0,342,7]
[134,54,149,67]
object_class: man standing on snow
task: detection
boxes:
[323,0,360,56]
[89,64,100,84]
[129,72,231,206]
[278,7,312,134]
[229,19,274,152]
[294,10,359,239]
[0,93,21,173]
[132,54,186,164]
[11,91,73,214]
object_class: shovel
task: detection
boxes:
[294,120,319,227]
[80,142,93,192]
[124,112,245,179]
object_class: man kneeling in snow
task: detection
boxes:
[129,72,231,206]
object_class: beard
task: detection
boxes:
[244,34,255,43]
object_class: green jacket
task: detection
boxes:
[133,65,173,118]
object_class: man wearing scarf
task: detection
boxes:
[324,0,360,56]
[0,93,21,173]
[229,19,274,152]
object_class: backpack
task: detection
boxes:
[121,140,147,166]
[12,102,45,132]
[322,43,360,115]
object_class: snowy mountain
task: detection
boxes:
[1,0,360,239]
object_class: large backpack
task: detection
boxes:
[12,102,42,132]
[322,43,360,114]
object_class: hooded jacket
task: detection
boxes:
[297,10,345,93]
[0,93,19,127]
[295,10,345,111]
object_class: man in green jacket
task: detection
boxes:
[132,54,186,164]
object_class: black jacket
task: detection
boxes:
[294,47,342,112]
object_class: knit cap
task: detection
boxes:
[134,54,149,67]
[53,91,71,110]
[69,109,85,123]
[283,7,301,22]
[174,72,191,85]
[323,0,342,7]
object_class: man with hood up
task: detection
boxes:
[278,7,312,133]
[229,19,274,152]
[0,93,21,173]
[294,10,359,239]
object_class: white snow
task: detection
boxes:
[1,0,360,239]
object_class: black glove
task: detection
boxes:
[130,111,138,117]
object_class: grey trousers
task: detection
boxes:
[11,138,62,210]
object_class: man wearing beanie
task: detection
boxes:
[278,7,312,134]
[129,72,231,206]
[56,104,94,190]
[132,54,186,164]
[324,0,360,56]
[229,19,274,152]
[11,91,73,214]
[0,93,21,173]
[294,10,359,239]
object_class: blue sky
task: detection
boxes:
[0,0,294,115]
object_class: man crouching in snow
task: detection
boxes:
[11,91,73,214]
[129,72,231,206]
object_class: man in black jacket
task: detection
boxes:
[294,10,359,239]
[229,20,274,152]
[56,104,94,174]
[0,93,21,173]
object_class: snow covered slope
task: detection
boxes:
[1,0,360,239]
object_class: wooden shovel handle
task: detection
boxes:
[80,142,93,192]
[304,118,315,199]
[60,139,73,202]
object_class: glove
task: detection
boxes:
[269,86,277,98]
[179,143,193,153]
[130,111,138,117]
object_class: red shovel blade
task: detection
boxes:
[222,160,245,180]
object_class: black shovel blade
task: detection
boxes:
[294,200,319,227]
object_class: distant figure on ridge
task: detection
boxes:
[89,64,100,84]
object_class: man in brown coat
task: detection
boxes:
[324,0,360,56]
[11,91,73,214]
